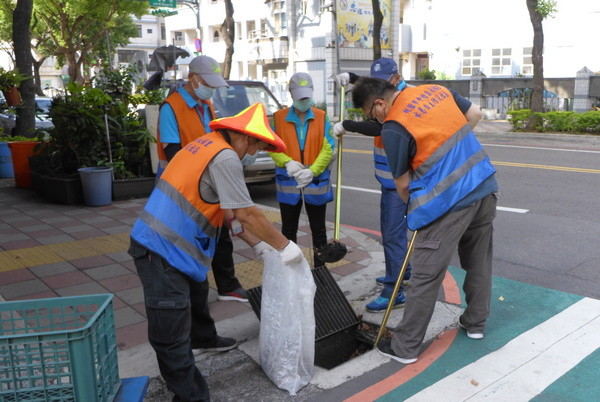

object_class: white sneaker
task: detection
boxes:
[458,319,484,339]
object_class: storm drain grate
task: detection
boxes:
[247,266,361,369]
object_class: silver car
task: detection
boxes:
[0,96,54,135]
[213,81,283,184]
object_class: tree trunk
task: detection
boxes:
[372,0,383,60]
[32,57,46,96]
[526,0,544,131]
[13,0,36,138]
[221,0,235,79]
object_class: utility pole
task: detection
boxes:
[179,0,202,54]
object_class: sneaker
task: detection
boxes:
[217,287,249,303]
[377,339,418,364]
[366,292,406,313]
[375,269,411,285]
[458,318,484,339]
[193,336,238,354]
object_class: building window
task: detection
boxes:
[461,49,481,76]
[246,20,256,40]
[236,22,242,40]
[491,48,511,75]
[522,47,533,75]
[136,25,142,38]
[147,28,153,34]
[174,31,183,41]
[213,29,220,42]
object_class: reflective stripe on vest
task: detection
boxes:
[273,107,333,205]
[386,85,496,230]
[156,90,215,174]
[131,133,226,282]
[274,167,333,205]
[373,136,395,189]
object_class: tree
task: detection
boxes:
[372,0,382,60]
[220,0,235,79]
[525,0,556,131]
[12,0,35,137]
[34,0,148,83]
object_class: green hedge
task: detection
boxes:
[508,110,600,134]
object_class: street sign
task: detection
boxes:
[151,8,178,17]
[149,0,176,9]
[194,38,202,52]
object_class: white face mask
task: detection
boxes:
[241,153,257,166]
[193,80,214,100]
[292,98,313,112]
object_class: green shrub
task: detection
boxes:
[346,107,365,121]
[417,68,436,80]
[508,109,600,134]
[507,109,530,131]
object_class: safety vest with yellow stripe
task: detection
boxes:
[385,85,496,230]
[156,90,216,173]
[273,107,333,205]
[131,132,226,282]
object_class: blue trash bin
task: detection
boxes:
[0,142,14,178]
[78,167,113,206]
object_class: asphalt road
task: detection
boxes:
[248,129,600,300]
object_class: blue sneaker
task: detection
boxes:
[376,269,412,285]
[366,292,406,313]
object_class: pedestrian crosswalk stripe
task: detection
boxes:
[405,297,600,401]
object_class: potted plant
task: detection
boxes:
[0,68,27,107]
[31,66,157,204]
[92,65,157,200]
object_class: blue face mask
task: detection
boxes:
[292,98,313,112]
[397,80,407,91]
[241,153,257,166]
[193,80,215,100]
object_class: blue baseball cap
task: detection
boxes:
[370,57,398,80]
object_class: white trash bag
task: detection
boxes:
[259,250,316,395]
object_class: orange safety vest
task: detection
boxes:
[273,107,325,164]
[386,85,466,170]
[156,89,216,169]
[131,132,228,282]
[385,84,496,230]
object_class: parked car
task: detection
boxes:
[0,96,54,135]
[213,80,283,184]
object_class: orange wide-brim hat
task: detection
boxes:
[209,103,287,153]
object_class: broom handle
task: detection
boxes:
[334,86,345,240]
[374,229,418,346]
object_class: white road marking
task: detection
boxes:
[332,185,529,213]
[496,206,528,213]
[406,297,600,401]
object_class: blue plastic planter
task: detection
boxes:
[78,166,113,206]
[0,142,14,178]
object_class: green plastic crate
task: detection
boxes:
[0,294,121,401]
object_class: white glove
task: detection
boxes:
[280,241,303,265]
[335,72,350,87]
[285,160,304,177]
[252,241,275,258]
[333,122,346,139]
[294,168,314,189]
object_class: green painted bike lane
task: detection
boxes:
[378,266,600,401]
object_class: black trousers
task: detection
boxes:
[130,241,217,402]
[279,200,327,268]
[212,229,242,294]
